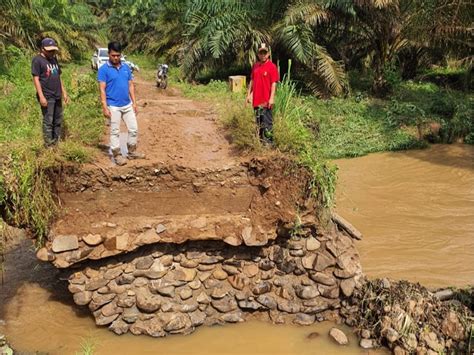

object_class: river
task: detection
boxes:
[335,144,474,288]
[1,144,472,354]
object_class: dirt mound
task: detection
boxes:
[341,278,473,353]
[42,154,323,268]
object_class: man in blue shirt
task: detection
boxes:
[98,41,144,166]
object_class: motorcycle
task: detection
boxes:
[156,64,169,89]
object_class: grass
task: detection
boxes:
[0,53,103,245]
[75,336,98,355]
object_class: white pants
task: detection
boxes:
[109,104,138,151]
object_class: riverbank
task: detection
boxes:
[1,59,473,354]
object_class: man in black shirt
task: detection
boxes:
[31,38,69,146]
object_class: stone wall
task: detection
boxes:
[67,223,362,337]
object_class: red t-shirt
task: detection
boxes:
[251,60,279,108]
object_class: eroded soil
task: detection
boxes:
[44,76,321,268]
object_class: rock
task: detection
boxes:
[259,260,275,271]
[117,294,135,308]
[136,288,161,312]
[222,264,239,275]
[302,254,316,269]
[295,285,319,299]
[361,329,371,339]
[279,260,296,274]
[188,279,202,290]
[73,291,92,305]
[180,259,199,268]
[329,327,348,345]
[135,259,168,279]
[116,233,129,250]
[185,310,205,327]
[155,224,167,234]
[243,264,259,278]
[179,287,193,300]
[384,327,399,343]
[302,298,330,313]
[277,300,300,313]
[106,222,117,228]
[318,284,340,299]
[101,301,122,317]
[211,296,238,312]
[89,293,116,311]
[381,278,391,289]
[129,319,148,335]
[117,274,134,285]
[333,265,357,279]
[197,292,211,304]
[85,278,109,291]
[340,278,356,297]
[174,300,199,313]
[52,235,79,252]
[211,284,231,299]
[212,267,228,280]
[441,311,465,341]
[314,253,336,272]
[36,247,55,261]
[95,313,119,326]
[159,254,173,266]
[83,234,103,246]
[294,313,315,325]
[104,267,123,280]
[68,283,85,294]
[223,235,241,246]
[204,278,220,289]
[155,284,175,298]
[109,319,130,335]
[135,256,154,270]
[422,331,442,351]
[290,249,305,257]
[238,300,265,310]
[434,289,455,301]
[306,237,321,251]
[228,274,248,290]
[177,267,197,282]
[360,339,375,349]
[309,272,336,286]
[220,311,244,323]
[252,281,272,295]
[256,295,277,310]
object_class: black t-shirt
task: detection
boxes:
[31,54,62,100]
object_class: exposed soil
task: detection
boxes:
[91,78,243,170]
[44,75,322,268]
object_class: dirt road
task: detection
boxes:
[92,77,242,170]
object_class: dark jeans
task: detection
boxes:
[254,107,273,142]
[41,99,63,146]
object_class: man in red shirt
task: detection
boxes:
[246,43,279,144]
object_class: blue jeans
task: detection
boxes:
[41,99,63,146]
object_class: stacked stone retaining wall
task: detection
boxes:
[67,224,362,337]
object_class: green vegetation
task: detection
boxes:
[0,0,472,242]
[0,54,103,244]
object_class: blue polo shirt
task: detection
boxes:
[97,61,133,107]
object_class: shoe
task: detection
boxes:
[127,144,145,159]
[112,148,127,166]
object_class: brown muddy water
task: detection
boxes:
[0,239,380,355]
[335,144,474,288]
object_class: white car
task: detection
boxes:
[91,48,108,70]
